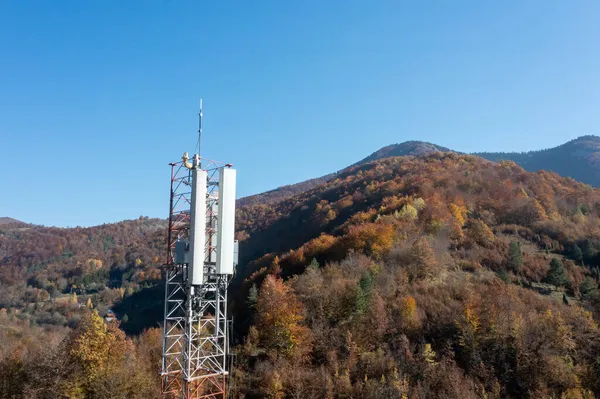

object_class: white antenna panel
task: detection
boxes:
[216,167,236,274]
[189,168,207,285]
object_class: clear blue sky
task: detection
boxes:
[1,1,599,227]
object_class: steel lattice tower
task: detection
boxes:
[161,108,237,398]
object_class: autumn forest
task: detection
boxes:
[2,149,600,398]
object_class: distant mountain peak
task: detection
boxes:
[0,217,23,225]
[353,140,452,166]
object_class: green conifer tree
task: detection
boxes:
[497,269,509,284]
[580,277,598,300]
[571,243,583,264]
[508,241,523,271]
[355,271,373,315]
[546,258,569,287]
[582,239,595,261]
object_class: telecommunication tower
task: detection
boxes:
[161,101,238,399]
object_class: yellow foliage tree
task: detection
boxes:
[381,195,404,212]
[256,275,312,360]
[65,310,137,396]
[343,223,395,258]
[457,301,480,352]
[449,203,468,227]
[324,208,337,225]
[348,209,377,225]
[68,310,113,382]
[304,233,338,259]
[265,370,285,399]
[395,204,418,221]
[423,344,437,366]
[413,197,426,210]
[400,296,418,329]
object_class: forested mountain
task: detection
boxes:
[231,153,600,398]
[0,217,23,225]
[2,152,600,397]
[0,217,166,331]
[237,141,451,208]
[236,136,600,209]
[475,135,600,187]
[357,137,600,189]
[353,140,451,166]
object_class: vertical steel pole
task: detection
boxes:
[166,164,176,265]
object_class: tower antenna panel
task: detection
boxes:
[216,167,236,275]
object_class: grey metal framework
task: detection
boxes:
[161,159,231,399]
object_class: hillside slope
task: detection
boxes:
[0,217,166,331]
[0,217,23,225]
[237,141,450,208]
[237,174,335,207]
[236,136,600,209]
[231,153,600,398]
[475,135,600,187]
[236,153,600,273]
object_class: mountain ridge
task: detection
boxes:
[9,136,599,228]
[352,140,452,166]
[238,135,600,208]
[0,217,24,226]
[474,135,600,186]
[237,140,453,207]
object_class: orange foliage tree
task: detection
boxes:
[342,223,395,258]
[256,275,312,361]
[449,203,468,227]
